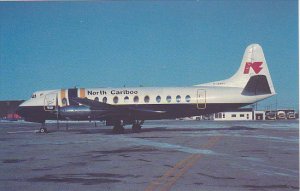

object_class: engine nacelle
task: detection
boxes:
[59,105,91,118]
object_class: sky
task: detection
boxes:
[0,1,298,110]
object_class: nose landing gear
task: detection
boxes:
[39,122,48,133]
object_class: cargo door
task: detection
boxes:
[44,93,57,111]
[197,89,206,109]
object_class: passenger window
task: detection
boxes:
[166,96,171,103]
[156,96,161,103]
[62,98,67,106]
[134,96,139,103]
[113,96,118,104]
[124,96,129,103]
[185,95,191,102]
[144,95,150,103]
[94,97,99,102]
[176,95,181,103]
[102,97,107,103]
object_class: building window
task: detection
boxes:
[134,96,139,103]
[231,114,236,117]
[247,114,249,119]
[176,95,181,103]
[94,97,99,102]
[166,96,172,103]
[102,97,107,103]
[124,96,129,103]
[185,95,191,102]
[240,114,245,117]
[144,95,150,103]
[223,114,225,118]
[113,96,118,104]
[218,113,222,118]
[156,96,161,103]
[215,113,218,118]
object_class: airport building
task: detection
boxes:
[214,108,253,121]
[195,108,298,121]
[0,100,24,120]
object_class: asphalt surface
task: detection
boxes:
[0,120,299,191]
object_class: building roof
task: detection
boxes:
[0,100,24,117]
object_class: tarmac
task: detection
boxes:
[0,120,299,191]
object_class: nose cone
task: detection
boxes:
[16,100,32,119]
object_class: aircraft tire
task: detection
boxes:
[113,125,125,134]
[40,127,48,133]
[132,124,141,133]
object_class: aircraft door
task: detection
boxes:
[44,93,57,111]
[197,89,206,109]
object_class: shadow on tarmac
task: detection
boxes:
[45,125,257,135]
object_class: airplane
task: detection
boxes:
[17,44,275,133]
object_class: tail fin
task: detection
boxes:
[197,44,276,95]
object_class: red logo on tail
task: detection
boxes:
[243,62,263,74]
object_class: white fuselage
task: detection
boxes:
[21,86,271,108]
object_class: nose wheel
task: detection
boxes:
[39,123,48,133]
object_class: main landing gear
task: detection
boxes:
[132,120,144,133]
[112,120,144,134]
[112,120,125,134]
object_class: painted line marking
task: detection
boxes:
[7,130,39,134]
[145,136,222,191]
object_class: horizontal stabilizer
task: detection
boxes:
[242,75,271,95]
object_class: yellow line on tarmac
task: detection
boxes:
[144,154,196,191]
[145,136,222,191]
[160,154,201,191]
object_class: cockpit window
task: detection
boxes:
[31,94,36,98]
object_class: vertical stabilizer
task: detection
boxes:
[197,44,275,95]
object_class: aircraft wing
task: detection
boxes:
[70,97,166,115]
[128,107,166,114]
[70,97,115,109]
